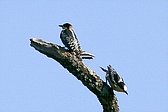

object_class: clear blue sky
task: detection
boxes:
[0,0,168,112]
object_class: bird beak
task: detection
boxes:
[59,25,63,27]
[124,91,128,95]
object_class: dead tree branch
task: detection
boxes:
[30,38,119,112]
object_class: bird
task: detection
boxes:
[100,65,128,95]
[59,23,94,59]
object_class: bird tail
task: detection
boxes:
[100,67,108,72]
[80,51,95,59]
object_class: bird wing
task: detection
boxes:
[107,65,121,84]
[71,29,82,52]
[60,29,81,52]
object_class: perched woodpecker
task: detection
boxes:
[100,65,128,95]
[59,23,94,59]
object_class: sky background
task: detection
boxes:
[0,0,168,112]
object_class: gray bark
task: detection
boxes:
[30,38,119,112]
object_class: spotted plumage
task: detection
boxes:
[100,65,128,95]
[59,23,94,59]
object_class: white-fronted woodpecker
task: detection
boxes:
[59,23,94,59]
[100,65,128,95]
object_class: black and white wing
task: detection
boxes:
[60,29,81,54]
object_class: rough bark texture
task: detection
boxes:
[30,38,119,112]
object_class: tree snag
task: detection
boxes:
[30,38,119,112]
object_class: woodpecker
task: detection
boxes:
[100,65,128,95]
[59,23,94,59]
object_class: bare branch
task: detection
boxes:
[30,38,119,112]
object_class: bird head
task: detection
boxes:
[59,23,73,29]
[123,84,128,95]
[117,82,128,95]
